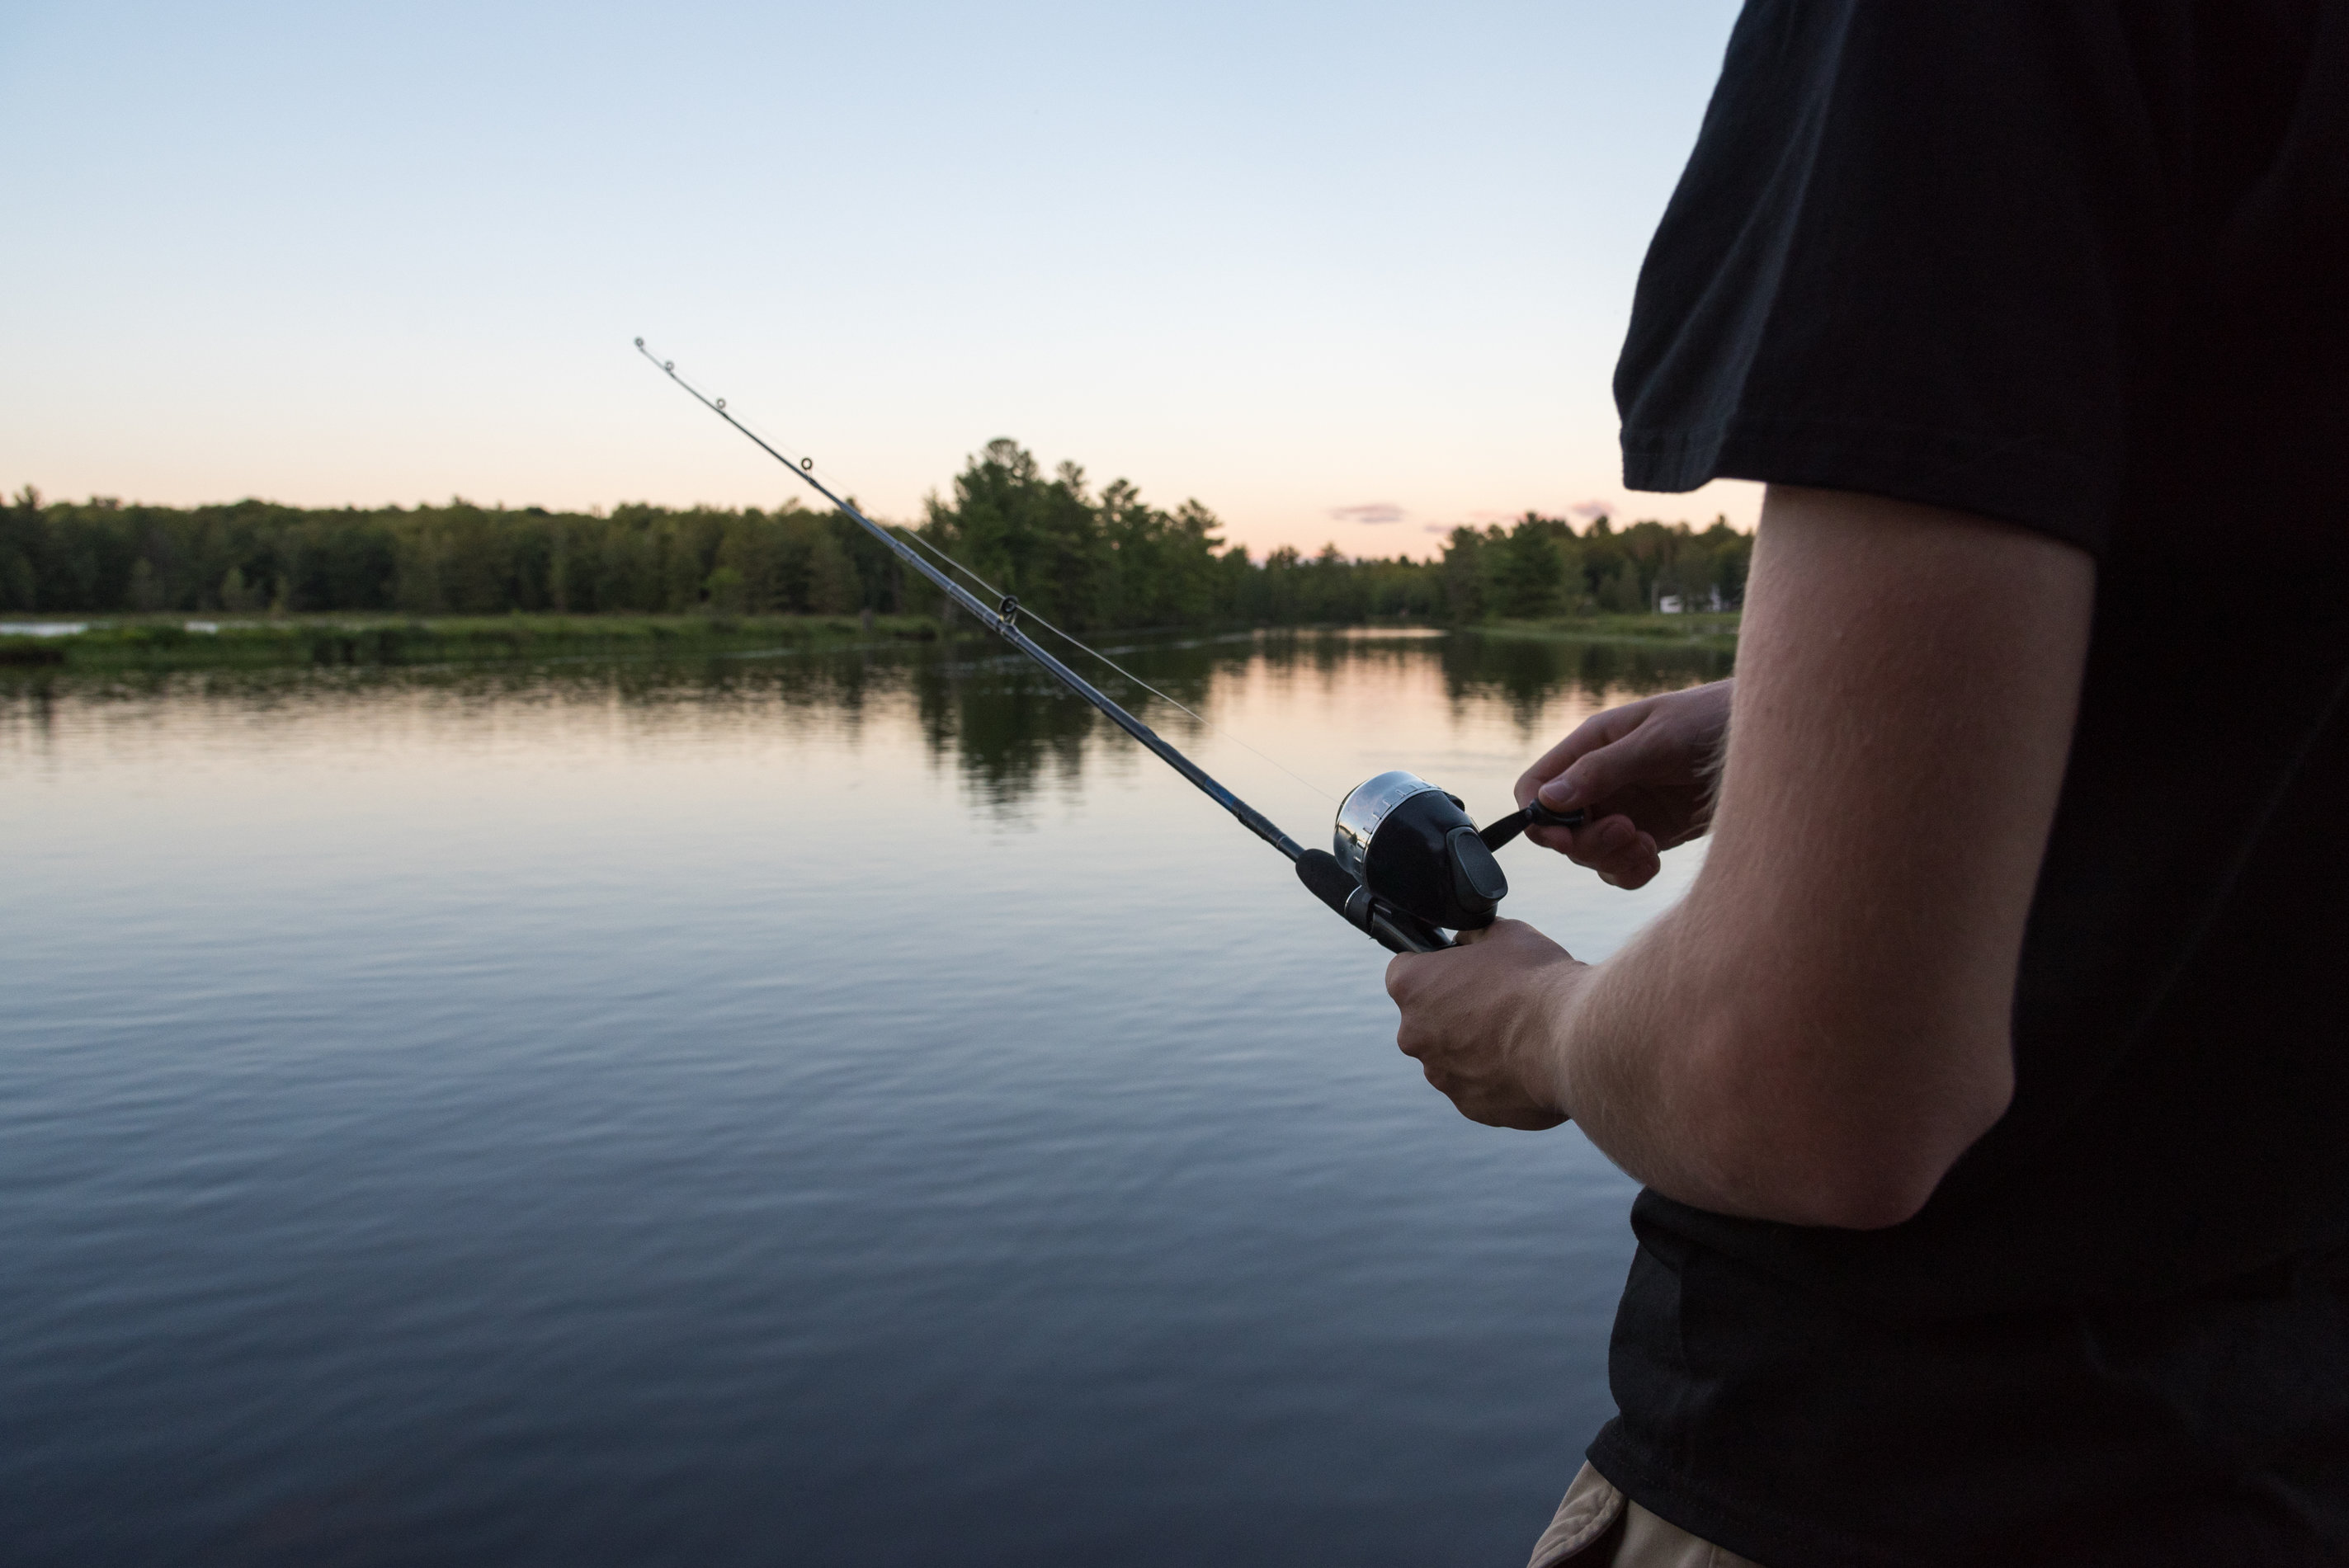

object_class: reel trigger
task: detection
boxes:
[1476,799,1587,854]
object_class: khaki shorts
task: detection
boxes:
[1528,1463,1766,1568]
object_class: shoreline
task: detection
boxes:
[0,610,1740,672]
[1474,611,1740,652]
[0,613,940,671]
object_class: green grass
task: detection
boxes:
[0,613,941,671]
[1476,610,1740,652]
[0,608,1743,671]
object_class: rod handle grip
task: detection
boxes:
[1295,850,1452,954]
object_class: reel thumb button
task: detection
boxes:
[1446,826,1509,906]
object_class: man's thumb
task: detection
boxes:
[1538,756,1609,812]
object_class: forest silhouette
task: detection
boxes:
[2,440,1751,628]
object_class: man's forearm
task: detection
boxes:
[1398,488,2093,1228]
[1554,492,2092,1225]
[1543,906,1739,1210]
[1541,895,1948,1227]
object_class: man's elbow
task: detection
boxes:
[1696,1020,2016,1231]
[1778,1151,1960,1231]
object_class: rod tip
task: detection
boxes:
[633,337,644,348]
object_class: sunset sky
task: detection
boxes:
[0,0,1760,558]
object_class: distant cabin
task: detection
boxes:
[1656,588,1725,615]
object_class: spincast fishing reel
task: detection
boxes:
[1294,771,1584,954]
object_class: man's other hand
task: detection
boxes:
[1385,921,1586,1130]
[1516,680,1733,888]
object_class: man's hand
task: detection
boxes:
[1516,680,1733,888]
[1384,921,1587,1131]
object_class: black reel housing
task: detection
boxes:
[1334,770,1510,930]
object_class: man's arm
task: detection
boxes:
[1386,485,2095,1229]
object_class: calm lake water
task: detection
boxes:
[0,630,1728,1568]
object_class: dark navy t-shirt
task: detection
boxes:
[1598,4,2349,1563]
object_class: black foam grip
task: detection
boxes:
[1295,849,1360,916]
[1370,907,1451,954]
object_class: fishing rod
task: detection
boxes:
[634,337,1582,955]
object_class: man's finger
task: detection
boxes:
[1593,832,1663,888]
[1558,817,1663,888]
[1535,723,1668,815]
[1516,704,1649,805]
[1384,950,1427,1001]
[1560,813,1637,866]
[1598,855,1662,890]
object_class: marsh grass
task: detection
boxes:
[0,610,1739,676]
[1479,610,1740,652]
[0,613,940,671]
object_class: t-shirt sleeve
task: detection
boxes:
[1616,1,2182,554]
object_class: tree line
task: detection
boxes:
[0,486,908,620]
[1437,511,1751,620]
[1,444,1749,625]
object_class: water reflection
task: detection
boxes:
[0,629,1722,1568]
[0,628,1732,808]
[1441,632,1733,729]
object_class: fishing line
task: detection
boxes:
[649,348,1332,805]
[1021,615,1337,804]
[946,567,1336,805]
[635,336,1580,956]
[784,448,1336,804]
